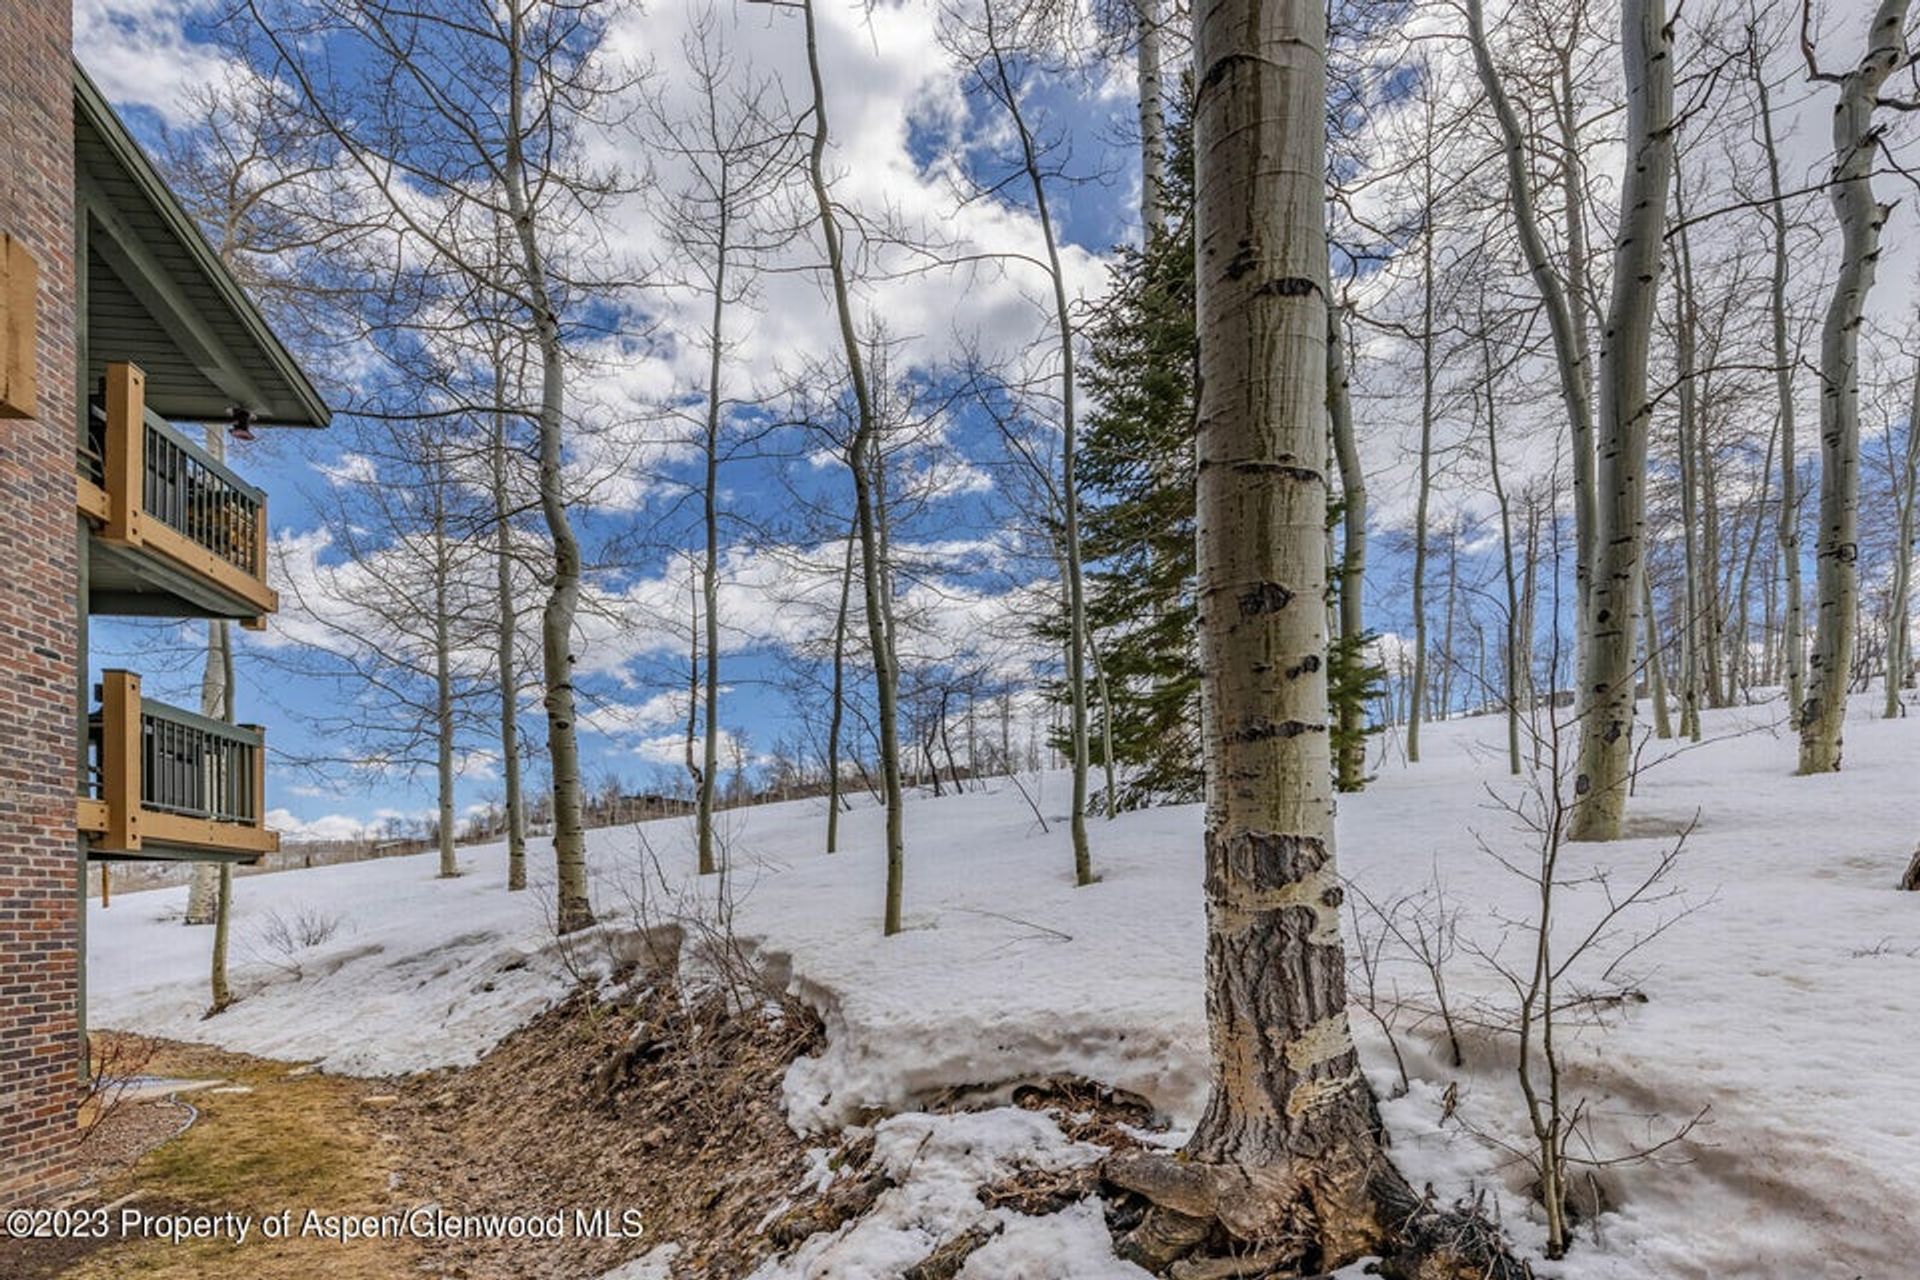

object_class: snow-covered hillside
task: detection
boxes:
[88,695,1919,1279]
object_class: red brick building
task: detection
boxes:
[0,0,83,1207]
[2,0,325,1204]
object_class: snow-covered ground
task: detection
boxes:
[89,693,1920,1278]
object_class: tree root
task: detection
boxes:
[1104,1150,1530,1280]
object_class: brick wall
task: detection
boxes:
[0,0,81,1207]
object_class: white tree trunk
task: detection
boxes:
[432,483,458,878]
[1800,0,1912,771]
[1483,324,1524,776]
[1329,308,1368,791]
[1134,0,1165,235]
[1753,47,1806,725]
[491,393,527,891]
[697,200,730,877]
[825,519,856,852]
[1671,176,1704,743]
[1115,0,1409,1263]
[1408,151,1435,765]
[1466,0,1600,630]
[1886,359,1920,717]
[802,0,906,933]
[505,0,591,931]
[1567,0,1675,842]
[985,17,1094,885]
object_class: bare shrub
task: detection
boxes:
[78,1031,163,1147]
[243,905,345,979]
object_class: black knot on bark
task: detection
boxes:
[1255,276,1319,298]
[1225,240,1260,280]
[1285,654,1322,679]
[1239,582,1294,616]
[1229,718,1326,743]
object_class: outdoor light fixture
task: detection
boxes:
[229,407,257,442]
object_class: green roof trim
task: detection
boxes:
[73,60,330,428]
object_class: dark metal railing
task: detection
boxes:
[84,399,265,578]
[88,697,263,825]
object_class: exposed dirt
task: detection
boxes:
[8,994,1167,1280]
[391,982,831,1280]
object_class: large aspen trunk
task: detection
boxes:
[1109,0,1401,1266]
[506,1,591,931]
[1567,0,1675,842]
[1801,0,1912,771]
[801,0,906,932]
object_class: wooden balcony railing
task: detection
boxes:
[76,362,275,626]
[77,670,277,859]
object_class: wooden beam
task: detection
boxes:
[75,797,109,834]
[76,476,111,523]
[102,363,145,546]
[242,723,267,828]
[99,669,141,852]
[140,811,278,856]
[1,234,38,420]
[136,517,277,616]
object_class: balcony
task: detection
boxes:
[77,670,277,861]
[76,362,275,627]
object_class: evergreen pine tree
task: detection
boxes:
[1078,103,1202,808]
[1074,96,1382,808]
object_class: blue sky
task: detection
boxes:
[81,0,1147,842]
[78,0,1914,842]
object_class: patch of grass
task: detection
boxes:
[63,1040,420,1280]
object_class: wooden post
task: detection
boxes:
[100,669,142,853]
[242,496,270,631]
[103,363,146,546]
[241,725,266,826]
[1,234,39,420]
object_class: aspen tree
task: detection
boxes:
[1567,0,1676,841]
[1108,2,1519,1272]
[1800,0,1915,772]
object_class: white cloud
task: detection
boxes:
[75,0,237,125]
[266,807,372,843]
